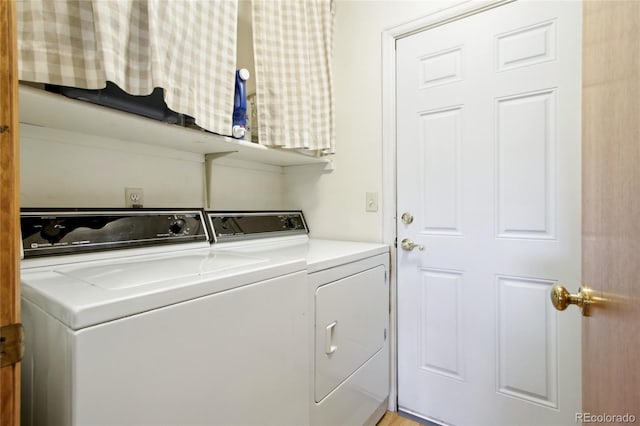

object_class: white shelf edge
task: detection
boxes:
[18,85,330,167]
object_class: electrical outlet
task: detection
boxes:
[125,187,144,208]
[366,192,378,212]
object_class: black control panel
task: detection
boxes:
[21,209,209,258]
[207,211,308,242]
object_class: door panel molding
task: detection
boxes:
[495,88,557,239]
[496,276,558,407]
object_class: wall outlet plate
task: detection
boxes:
[125,187,144,208]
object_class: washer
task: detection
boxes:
[20,209,309,426]
[206,211,390,426]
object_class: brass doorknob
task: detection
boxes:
[550,284,593,316]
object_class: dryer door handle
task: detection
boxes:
[325,321,338,355]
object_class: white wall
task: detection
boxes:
[237,0,256,96]
[20,125,285,210]
[20,126,205,208]
[207,158,285,210]
[285,0,467,242]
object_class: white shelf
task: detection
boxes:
[18,85,329,167]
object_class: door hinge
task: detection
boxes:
[1,323,24,368]
[394,237,397,248]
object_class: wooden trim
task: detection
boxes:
[377,411,422,426]
[0,0,21,424]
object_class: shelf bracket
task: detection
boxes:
[204,152,238,161]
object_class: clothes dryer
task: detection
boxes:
[207,211,390,426]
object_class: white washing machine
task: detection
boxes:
[206,211,390,426]
[20,209,309,426]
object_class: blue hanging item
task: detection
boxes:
[232,69,250,139]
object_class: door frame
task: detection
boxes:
[1,0,21,424]
[380,0,514,411]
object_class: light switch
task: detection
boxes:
[366,192,378,212]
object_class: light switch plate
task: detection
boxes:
[366,192,378,212]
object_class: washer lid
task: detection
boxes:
[21,248,306,330]
[61,252,267,289]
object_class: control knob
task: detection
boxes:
[169,218,187,234]
[282,217,294,229]
[40,221,64,242]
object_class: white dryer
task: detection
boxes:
[20,209,309,426]
[207,211,390,426]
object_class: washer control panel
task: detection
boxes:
[207,211,308,243]
[21,209,209,258]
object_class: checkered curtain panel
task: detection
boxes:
[17,0,238,136]
[252,0,335,153]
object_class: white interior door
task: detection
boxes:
[396,2,582,425]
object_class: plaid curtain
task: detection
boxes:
[17,0,238,136]
[252,0,335,153]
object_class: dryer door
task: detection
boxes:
[314,265,388,402]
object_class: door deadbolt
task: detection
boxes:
[401,212,414,224]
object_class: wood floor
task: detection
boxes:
[377,411,423,426]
